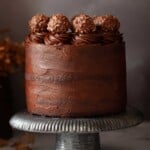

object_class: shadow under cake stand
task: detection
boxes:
[9,106,143,150]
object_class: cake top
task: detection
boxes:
[27,13,123,46]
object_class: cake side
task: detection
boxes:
[25,42,126,117]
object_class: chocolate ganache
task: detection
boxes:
[25,13,126,117]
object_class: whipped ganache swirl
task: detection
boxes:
[101,31,123,44]
[72,33,101,45]
[44,33,72,46]
[27,32,47,43]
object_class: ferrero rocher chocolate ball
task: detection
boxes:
[93,15,120,32]
[29,14,49,33]
[72,14,96,34]
[47,14,71,34]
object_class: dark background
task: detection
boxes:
[0,0,150,119]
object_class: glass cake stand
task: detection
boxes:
[9,106,143,150]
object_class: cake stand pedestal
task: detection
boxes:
[9,106,143,150]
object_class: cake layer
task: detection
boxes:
[25,42,126,117]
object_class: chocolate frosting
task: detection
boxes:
[72,33,101,45]
[26,32,122,46]
[44,33,72,45]
[101,31,123,44]
[25,42,127,117]
[27,33,47,43]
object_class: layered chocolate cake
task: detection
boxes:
[25,13,126,117]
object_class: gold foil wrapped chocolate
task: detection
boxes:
[29,14,49,33]
[72,14,96,34]
[93,15,120,32]
[47,14,71,34]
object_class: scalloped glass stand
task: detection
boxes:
[9,106,143,150]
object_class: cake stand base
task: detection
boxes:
[56,133,100,150]
[9,106,143,150]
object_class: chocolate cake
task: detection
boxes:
[25,13,126,117]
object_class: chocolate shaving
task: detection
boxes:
[12,142,32,150]
[0,133,35,149]
[0,139,9,147]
